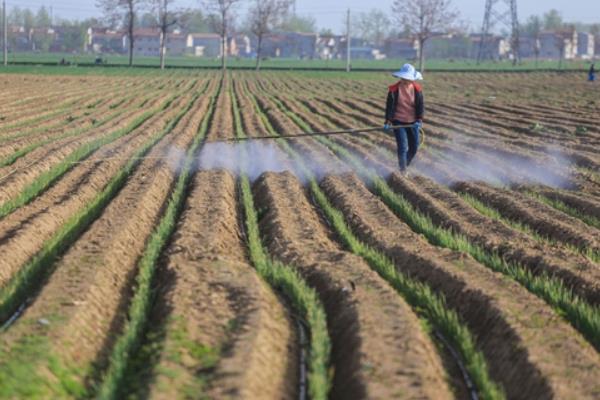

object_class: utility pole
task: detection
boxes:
[3,0,6,67]
[346,8,350,72]
[477,0,520,65]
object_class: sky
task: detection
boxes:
[7,0,600,34]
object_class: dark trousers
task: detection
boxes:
[393,120,420,170]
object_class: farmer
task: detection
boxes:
[384,63,424,175]
[589,63,596,82]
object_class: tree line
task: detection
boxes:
[6,0,598,71]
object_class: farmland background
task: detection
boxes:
[0,66,599,399]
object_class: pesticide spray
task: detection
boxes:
[125,125,577,190]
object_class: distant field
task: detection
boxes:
[0,68,599,399]
[4,51,596,71]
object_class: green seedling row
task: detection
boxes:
[244,80,503,399]
[0,84,204,399]
[232,79,331,400]
[96,83,215,400]
[0,94,148,169]
[265,88,600,352]
[523,190,600,231]
[0,81,198,219]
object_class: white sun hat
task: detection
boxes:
[392,63,423,81]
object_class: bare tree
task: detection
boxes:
[248,0,290,70]
[391,0,459,72]
[205,0,242,71]
[356,9,390,47]
[153,0,177,69]
[97,0,140,66]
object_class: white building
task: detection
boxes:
[577,32,595,59]
[124,29,186,57]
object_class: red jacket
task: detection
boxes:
[385,81,424,123]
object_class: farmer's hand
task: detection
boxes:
[413,120,422,131]
[383,122,391,131]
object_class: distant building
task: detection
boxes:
[351,47,376,60]
[8,26,31,51]
[187,33,221,57]
[423,33,471,59]
[124,28,186,57]
[260,32,317,59]
[384,38,418,59]
[316,35,339,59]
[230,34,252,58]
[87,28,126,54]
[50,26,85,52]
[518,35,540,59]
[469,34,510,60]
[539,30,577,59]
[577,32,594,58]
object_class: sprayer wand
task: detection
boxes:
[211,124,422,142]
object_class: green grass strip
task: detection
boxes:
[0,101,142,168]
[246,83,503,399]
[0,87,200,326]
[370,178,600,350]
[0,92,100,133]
[0,80,167,144]
[309,179,504,399]
[239,176,331,400]
[524,190,600,231]
[0,91,184,219]
[232,79,331,399]
[95,84,215,400]
[460,192,600,264]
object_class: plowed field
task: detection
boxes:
[0,70,599,400]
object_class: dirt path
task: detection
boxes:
[254,171,452,400]
[320,172,600,400]
[144,169,297,399]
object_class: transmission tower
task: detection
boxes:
[477,0,520,65]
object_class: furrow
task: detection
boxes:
[0,84,200,293]
[320,172,600,400]
[453,181,600,255]
[253,171,453,400]
[387,174,600,304]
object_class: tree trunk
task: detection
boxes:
[255,35,262,71]
[221,13,226,72]
[128,3,134,67]
[221,34,226,71]
[159,29,166,70]
[418,38,425,72]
